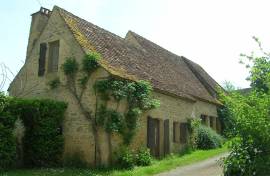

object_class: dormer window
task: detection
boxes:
[48,40,59,73]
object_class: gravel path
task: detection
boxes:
[156,153,227,176]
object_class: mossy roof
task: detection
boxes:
[56,6,221,105]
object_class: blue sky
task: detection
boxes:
[2,0,270,91]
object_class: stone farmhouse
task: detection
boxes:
[8,6,222,165]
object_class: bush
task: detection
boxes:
[0,120,16,170]
[0,93,16,170]
[135,147,152,166]
[5,98,67,167]
[63,152,88,168]
[117,147,135,169]
[194,125,223,149]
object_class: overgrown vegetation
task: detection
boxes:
[220,37,270,176]
[5,98,67,167]
[0,93,67,169]
[189,119,224,150]
[94,77,159,163]
[116,147,152,169]
[0,93,16,170]
[61,52,159,166]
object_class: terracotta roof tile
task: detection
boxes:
[56,6,220,104]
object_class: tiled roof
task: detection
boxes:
[56,6,220,104]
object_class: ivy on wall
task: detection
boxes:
[60,51,160,165]
[95,78,160,145]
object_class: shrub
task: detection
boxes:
[0,118,16,170]
[135,147,152,166]
[63,152,88,168]
[6,98,67,167]
[194,125,223,149]
[117,147,135,169]
[0,93,16,170]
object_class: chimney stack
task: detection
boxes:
[26,7,51,60]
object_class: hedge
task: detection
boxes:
[6,98,67,167]
[0,93,68,168]
[0,94,17,170]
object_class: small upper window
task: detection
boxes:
[48,40,59,73]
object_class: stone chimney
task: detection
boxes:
[26,7,51,60]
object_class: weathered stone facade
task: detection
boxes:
[9,7,221,166]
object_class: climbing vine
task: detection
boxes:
[61,52,159,165]
[61,52,102,166]
[94,78,160,145]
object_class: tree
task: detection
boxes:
[221,37,270,176]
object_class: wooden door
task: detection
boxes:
[164,119,170,155]
[147,117,160,157]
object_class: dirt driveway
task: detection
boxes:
[156,153,227,176]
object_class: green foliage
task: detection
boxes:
[195,125,223,149]
[96,105,124,133]
[217,106,236,137]
[5,98,67,167]
[221,37,270,175]
[240,36,270,93]
[48,78,60,89]
[135,147,152,166]
[62,57,79,76]
[82,52,100,73]
[189,120,223,150]
[0,93,16,170]
[95,78,160,145]
[63,152,88,168]
[117,147,135,169]
[220,90,270,175]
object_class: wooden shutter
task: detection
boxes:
[210,116,214,128]
[173,122,177,142]
[48,41,59,72]
[38,43,47,76]
[164,119,170,155]
[147,117,160,157]
[180,123,188,144]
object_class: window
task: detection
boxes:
[173,122,180,143]
[180,123,188,144]
[38,43,47,76]
[200,115,207,125]
[48,40,59,73]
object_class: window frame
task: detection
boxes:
[47,40,60,73]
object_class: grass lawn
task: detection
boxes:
[1,146,227,176]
